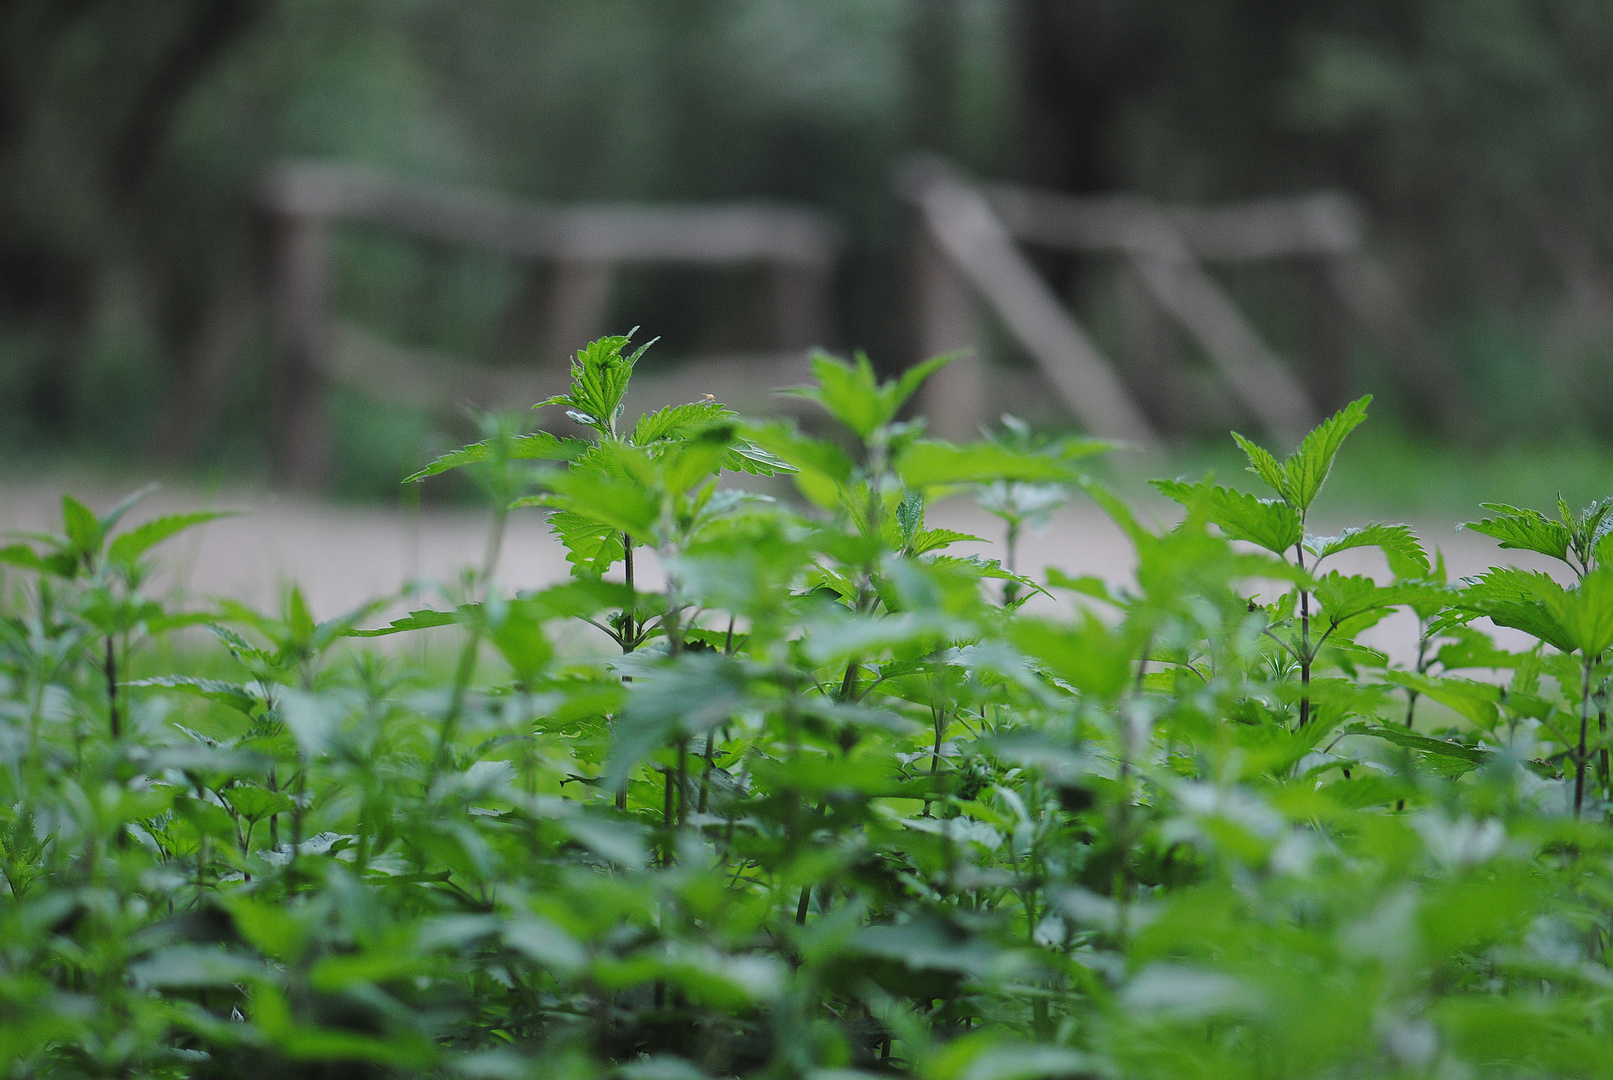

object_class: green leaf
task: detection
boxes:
[60,494,101,556]
[785,349,955,441]
[721,440,794,476]
[403,431,582,482]
[660,423,737,494]
[1231,432,1288,500]
[124,675,262,715]
[546,510,627,578]
[1152,479,1302,555]
[1460,503,1572,563]
[1010,613,1138,702]
[108,511,235,570]
[487,600,554,681]
[1459,568,1575,654]
[890,351,960,413]
[1232,396,1370,511]
[1306,522,1429,574]
[534,333,650,436]
[225,895,312,962]
[221,785,296,822]
[909,528,983,556]
[253,982,436,1067]
[896,440,1078,488]
[1281,395,1371,511]
[98,482,163,534]
[1343,721,1493,768]
[632,401,733,445]
[1382,671,1501,727]
[1561,565,1613,657]
[741,420,855,510]
[536,481,658,545]
[346,606,473,638]
[604,654,753,789]
[786,350,885,438]
[0,811,45,898]
[128,946,267,989]
[1312,572,1392,624]
[0,543,56,575]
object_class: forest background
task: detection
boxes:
[3,0,1613,500]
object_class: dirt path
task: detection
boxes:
[1,476,1558,663]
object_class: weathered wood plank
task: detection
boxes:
[913,226,985,440]
[988,185,1362,261]
[901,159,1158,446]
[261,162,841,267]
[985,183,1319,441]
[269,212,332,490]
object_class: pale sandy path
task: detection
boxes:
[0,475,1562,663]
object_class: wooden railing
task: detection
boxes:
[901,156,1462,444]
[161,162,843,489]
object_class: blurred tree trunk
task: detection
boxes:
[0,0,270,434]
[907,0,959,155]
[1010,0,1154,195]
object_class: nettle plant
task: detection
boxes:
[6,334,1613,1078]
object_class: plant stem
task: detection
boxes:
[622,536,635,648]
[1405,623,1430,727]
[103,635,120,740]
[615,534,635,812]
[1003,518,1021,605]
[661,766,675,866]
[922,703,945,818]
[697,727,720,814]
[428,501,508,794]
[1295,543,1311,728]
[1600,704,1609,803]
[1577,656,1594,818]
[675,738,688,827]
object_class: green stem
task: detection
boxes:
[103,635,120,740]
[615,535,636,812]
[1295,542,1311,728]
[427,502,508,794]
[1575,656,1593,818]
[1405,623,1430,727]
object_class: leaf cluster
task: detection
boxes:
[3,345,1613,1080]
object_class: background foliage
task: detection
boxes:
[5,0,1613,479]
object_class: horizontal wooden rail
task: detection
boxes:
[986,181,1465,432]
[229,162,848,489]
[988,186,1362,262]
[261,162,842,267]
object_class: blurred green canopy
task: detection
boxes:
[3,0,1613,475]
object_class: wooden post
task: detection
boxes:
[771,260,830,351]
[1302,260,1352,414]
[270,211,332,490]
[1116,260,1190,433]
[151,274,258,463]
[915,225,984,440]
[1126,239,1317,445]
[548,260,613,361]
